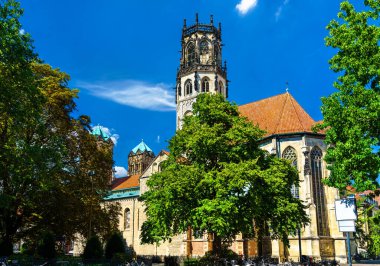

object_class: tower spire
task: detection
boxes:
[176,15,228,129]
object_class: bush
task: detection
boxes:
[82,235,103,261]
[37,231,56,259]
[164,255,179,266]
[125,245,136,262]
[111,252,128,265]
[0,238,13,256]
[105,232,126,259]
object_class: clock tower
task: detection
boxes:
[176,14,228,129]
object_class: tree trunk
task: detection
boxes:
[213,234,222,257]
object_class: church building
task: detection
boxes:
[76,15,351,263]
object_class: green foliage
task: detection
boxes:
[0,0,120,249]
[164,255,179,266]
[105,232,126,259]
[82,235,103,261]
[36,231,56,259]
[368,210,380,256]
[316,0,380,192]
[140,94,309,254]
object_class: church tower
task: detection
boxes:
[176,14,228,129]
[128,140,155,176]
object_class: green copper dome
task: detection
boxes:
[132,140,152,153]
[92,126,110,141]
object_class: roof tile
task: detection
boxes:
[112,174,140,190]
[239,92,317,137]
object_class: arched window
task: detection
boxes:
[218,81,224,94]
[186,42,195,66]
[214,45,221,66]
[311,146,329,236]
[200,40,209,55]
[282,146,299,199]
[177,84,181,96]
[185,80,193,95]
[124,208,131,229]
[201,78,210,92]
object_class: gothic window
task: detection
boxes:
[177,84,181,96]
[311,146,329,236]
[186,42,196,66]
[185,80,193,95]
[214,45,221,66]
[200,40,209,55]
[282,146,299,199]
[124,208,131,229]
[201,77,210,92]
[218,81,224,94]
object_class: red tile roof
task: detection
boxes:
[239,92,320,137]
[112,174,140,190]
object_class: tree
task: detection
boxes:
[105,232,126,259]
[316,0,380,192]
[82,235,103,261]
[36,231,56,259]
[140,94,309,256]
[0,0,120,250]
[0,0,43,251]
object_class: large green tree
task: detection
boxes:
[140,94,308,256]
[0,0,43,253]
[316,0,380,192]
[0,0,120,253]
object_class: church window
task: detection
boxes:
[124,208,131,229]
[311,146,329,236]
[200,40,209,55]
[177,84,181,96]
[282,146,299,199]
[201,77,210,92]
[186,42,196,66]
[214,45,221,66]
[185,80,193,95]
[218,81,224,94]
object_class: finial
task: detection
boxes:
[183,19,187,28]
[210,15,214,25]
[196,13,199,24]
[285,81,289,93]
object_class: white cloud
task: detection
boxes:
[78,80,176,112]
[19,29,25,35]
[156,135,160,143]
[236,0,258,15]
[114,166,128,178]
[275,0,290,21]
[92,125,119,145]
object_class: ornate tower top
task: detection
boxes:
[176,14,228,129]
[177,14,227,81]
[128,140,155,176]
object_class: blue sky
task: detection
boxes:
[19,0,346,177]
